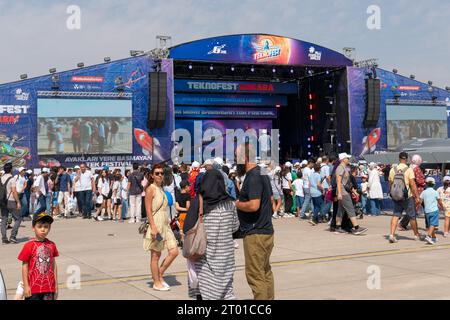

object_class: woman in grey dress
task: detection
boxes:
[188,169,240,300]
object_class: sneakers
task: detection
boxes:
[2,239,10,245]
[233,240,239,249]
[9,237,18,244]
[97,216,104,221]
[308,219,317,226]
[425,236,435,245]
[389,235,398,243]
[334,228,347,234]
[153,284,170,291]
[444,233,449,238]
[128,219,135,224]
[272,213,279,219]
[351,227,368,235]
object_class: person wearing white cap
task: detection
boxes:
[438,176,450,237]
[281,165,294,216]
[334,153,368,235]
[188,161,201,198]
[267,164,283,219]
[420,177,445,244]
[367,162,383,216]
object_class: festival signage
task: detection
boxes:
[175,106,277,119]
[175,79,298,94]
[170,34,353,67]
[175,93,287,107]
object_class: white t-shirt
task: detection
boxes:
[15,175,27,194]
[112,181,121,201]
[302,167,313,189]
[121,177,128,199]
[292,179,305,197]
[1,173,16,201]
[33,175,46,196]
[173,174,181,189]
[78,171,93,191]
[281,172,292,190]
[97,178,111,197]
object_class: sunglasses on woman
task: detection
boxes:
[154,172,164,176]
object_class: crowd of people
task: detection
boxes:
[39,118,123,154]
[1,149,450,300]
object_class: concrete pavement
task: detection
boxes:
[1,214,450,300]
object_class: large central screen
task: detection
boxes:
[37,98,132,155]
[386,104,448,150]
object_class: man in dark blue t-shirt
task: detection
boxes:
[236,143,274,300]
[56,167,72,218]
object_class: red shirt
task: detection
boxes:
[18,239,59,294]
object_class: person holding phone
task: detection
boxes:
[143,164,179,292]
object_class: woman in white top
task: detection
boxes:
[97,170,112,220]
[281,167,294,215]
[367,163,383,216]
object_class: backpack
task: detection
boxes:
[0,177,13,208]
[390,165,408,201]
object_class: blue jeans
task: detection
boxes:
[19,194,28,217]
[295,196,304,210]
[312,196,324,221]
[369,199,381,216]
[121,199,129,219]
[361,195,368,214]
[300,189,314,218]
[79,190,93,218]
[35,194,47,214]
[45,193,52,214]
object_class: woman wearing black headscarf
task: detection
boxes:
[186,169,240,300]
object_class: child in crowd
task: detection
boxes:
[112,174,123,223]
[360,175,369,215]
[420,177,445,245]
[437,176,450,237]
[292,174,304,218]
[18,211,59,300]
[175,181,191,240]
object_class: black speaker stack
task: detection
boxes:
[147,72,168,129]
[364,78,381,128]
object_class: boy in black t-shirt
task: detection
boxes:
[175,181,191,237]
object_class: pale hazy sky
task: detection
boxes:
[1,0,449,87]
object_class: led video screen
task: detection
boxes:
[37,98,132,155]
[386,104,448,150]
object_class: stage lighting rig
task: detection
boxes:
[130,50,145,57]
[51,74,60,90]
